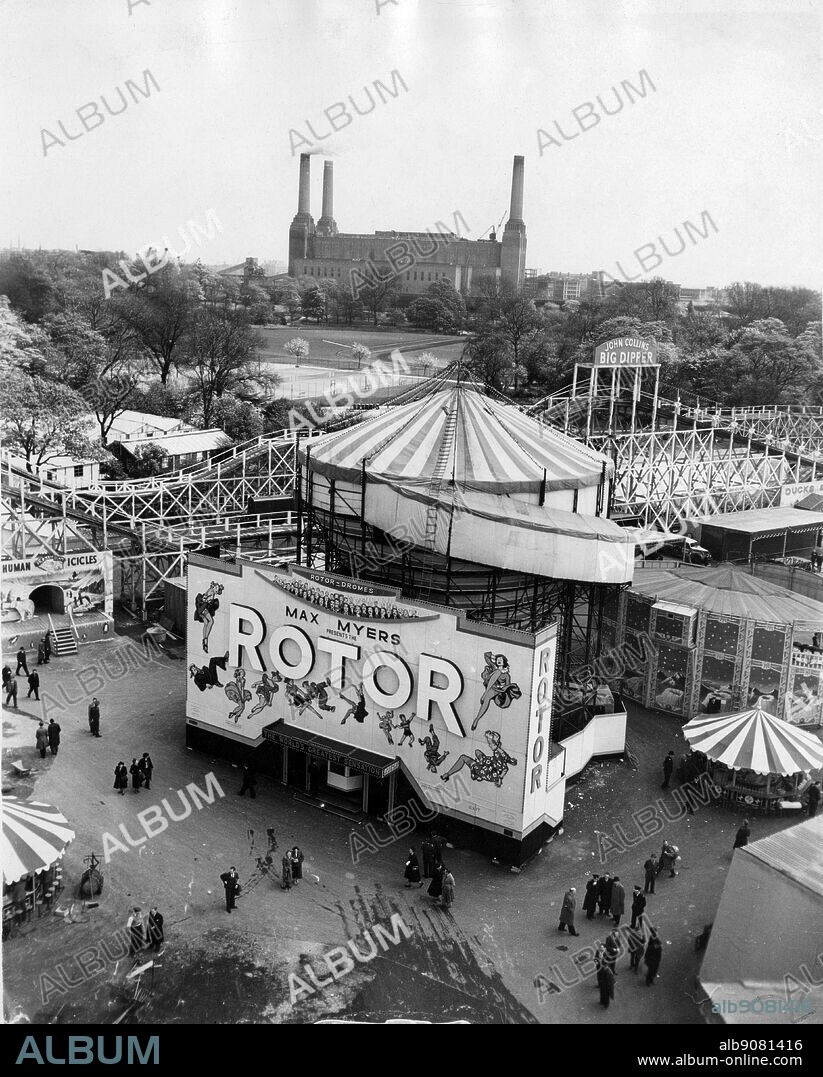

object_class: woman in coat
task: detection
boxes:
[609,876,626,925]
[127,907,145,956]
[35,721,49,759]
[113,762,128,795]
[644,928,663,985]
[290,847,304,883]
[597,872,612,916]
[280,852,293,890]
[404,848,423,888]
[596,958,616,1008]
[427,862,445,901]
[583,875,599,920]
[440,867,455,908]
[558,888,578,935]
[129,758,143,793]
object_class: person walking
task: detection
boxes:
[596,872,612,916]
[280,852,293,891]
[129,758,143,793]
[290,846,304,884]
[35,721,49,759]
[220,867,240,913]
[37,640,45,666]
[596,956,616,1009]
[237,762,257,798]
[630,886,646,929]
[420,837,435,879]
[404,847,423,888]
[441,866,455,909]
[147,907,164,952]
[603,930,621,977]
[43,634,52,664]
[428,861,445,902]
[658,842,680,878]
[15,647,29,676]
[139,753,154,790]
[558,887,579,936]
[88,698,101,737]
[733,819,751,850]
[583,874,599,920]
[644,853,658,894]
[610,876,625,926]
[127,907,145,957]
[644,928,663,986]
[808,781,821,818]
[627,923,645,973]
[661,750,674,789]
[2,664,11,687]
[113,761,128,795]
[431,832,446,869]
[26,670,40,701]
[47,718,61,756]
[5,674,18,710]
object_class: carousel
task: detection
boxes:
[680,700,823,813]
[2,797,74,936]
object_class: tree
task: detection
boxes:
[407,297,456,333]
[358,278,400,326]
[134,381,187,418]
[123,443,169,478]
[0,254,55,321]
[210,397,265,442]
[118,263,198,383]
[351,343,371,370]
[426,281,466,329]
[2,371,96,467]
[284,337,309,366]
[0,301,53,377]
[301,286,326,324]
[464,332,513,392]
[184,308,266,427]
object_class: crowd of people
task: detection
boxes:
[3,638,51,709]
[113,754,154,795]
[126,905,165,956]
[401,837,455,909]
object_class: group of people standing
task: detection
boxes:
[402,837,455,909]
[34,718,61,758]
[126,905,165,956]
[3,640,51,709]
[594,924,664,1007]
[113,754,154,795]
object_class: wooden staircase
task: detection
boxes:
[49,625,77,656]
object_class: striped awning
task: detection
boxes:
[301,387,611,494]
[1,797,75,885]
[683,702,823,776]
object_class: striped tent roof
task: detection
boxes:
[682,702,823,776]
[1,797,75,885]
[302,387,611,494]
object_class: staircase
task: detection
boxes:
[49,626,77,656]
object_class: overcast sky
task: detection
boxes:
[1,0,821,288]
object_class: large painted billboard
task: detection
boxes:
[1,550,113,622]
[186,556,558,836]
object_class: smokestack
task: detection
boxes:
[298,153,311,215]
[508,155,525,223]
[322,160,334,221]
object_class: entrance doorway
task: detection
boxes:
[29,585,65,614]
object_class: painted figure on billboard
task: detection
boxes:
[378,709,396,744]
[419,723,449,772]
[285,680,325,720]
[194,581,224,653]
[249,671,281,717]
[340,683,368,724]
[308,679,335,712]
[396,711,416,747]
[225,668,252,723]
[190,653,229,691]
[470,652,523,731]
[440,729,518,788]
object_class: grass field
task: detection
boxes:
[256,326,467,373]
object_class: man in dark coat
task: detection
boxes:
[5,674,18,709]
[583,874,599,920]
[610,876,625,926]
[220,867,240,913]
[2,665,11,686]
[661,750,674,789]
[43,634,51,663]
[596,872,612,916]
[15,647,29,676]
[420,837,435,878]
[603,930,621,977]
[47,718,61,755]
[558,887,578,935]
[237,762,257,798]
[37,641,45,666]
[88,698,101,737]
[140,753,153,790]
[807,782,820,818]
[644,853,657,894]
[627,924,645,972]
[26,670,40,701]
[630,886,646,929]
[596,959,616,1008]
[644,928,663,985]
[147,907,164,952]
[733,819,751,850]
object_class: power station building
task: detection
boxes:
[287,154,527,295]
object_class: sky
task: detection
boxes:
[1,0,821,288]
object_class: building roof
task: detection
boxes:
[301,386,612,494]
[631,563,823,623]
[743,814,823,896]
[693,506,823,535]
[106,410,187,441]
[683,701,823,776]
[796,493,823,512]
[119,428,232,457]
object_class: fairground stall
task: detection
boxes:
[2,798,72,937]
[609,563,823,726]
[680,701,823,813]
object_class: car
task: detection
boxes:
[646,537,711,565]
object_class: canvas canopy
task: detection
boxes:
[682,701,823,776]
[1,797,75,885]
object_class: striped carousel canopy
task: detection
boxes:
[1,797,75,885]
[302,386,612,494]
[682,701,823,777]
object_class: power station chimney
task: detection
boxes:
[316,160,339,237]
[289,153,316,276]
[501,154,527,291]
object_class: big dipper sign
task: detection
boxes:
[593,336,658,367]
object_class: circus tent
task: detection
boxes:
[1,797,75,886]
[683,701,823,776]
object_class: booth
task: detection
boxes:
[2,798,74,936]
